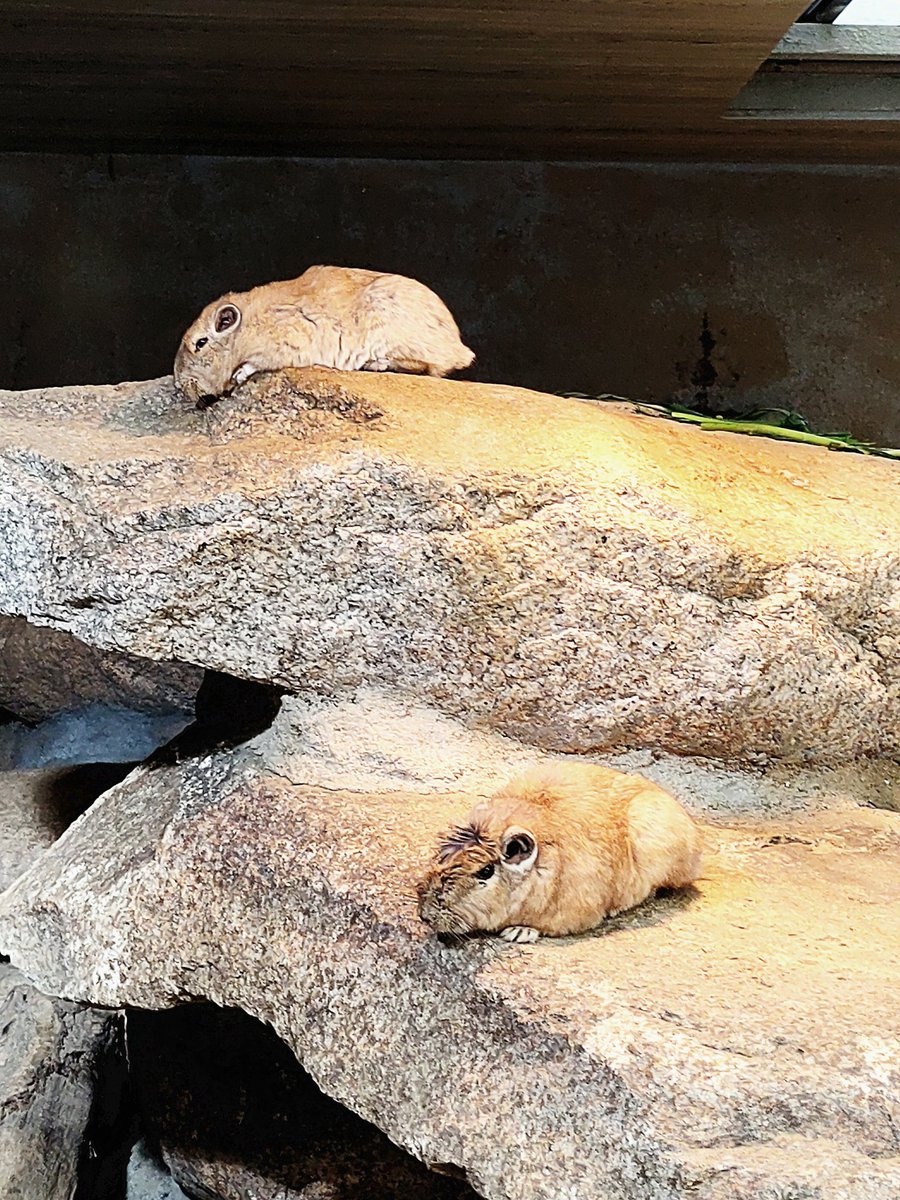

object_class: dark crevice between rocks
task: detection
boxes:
[73,1014,137,1200]
[126,1003,478,1200]
[33,762,138,837]
[147,670,284,768]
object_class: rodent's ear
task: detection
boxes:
[213,303,241,335]
[501,827,537,873]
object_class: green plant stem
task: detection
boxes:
[633,405,900,459]
[560,393,900,459]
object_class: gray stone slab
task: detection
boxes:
[0,369,896,764]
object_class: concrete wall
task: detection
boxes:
[1,155,898,443]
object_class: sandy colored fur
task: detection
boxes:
[174,265,474,403]
[418,761,702,939]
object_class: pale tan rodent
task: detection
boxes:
[174,264,474,405]
[417,761,702,943]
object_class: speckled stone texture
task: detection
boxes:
[0,368,897,763]
[0,615,201,723]
[0,699,897,1200]
[129,1003,476,1200]
[0,964,122,1200]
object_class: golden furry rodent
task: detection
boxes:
[417,761,702,943]
[174,264,474,405]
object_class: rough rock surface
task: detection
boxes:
[0,752,134,1196]
[0,765,130,892]
[127,1143,190,1200]
[0,615,201,723]
[0,963,123,1200]
[129,1003,475,1200]
[0,707,191,773]
[0,369,897,763]
[0,697,897,1200]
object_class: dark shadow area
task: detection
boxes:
[3,157,900,444]
[148,670,284,768]
[127,1003,476,1200]
[587,882,703,939]
[74,1015,137,1200]
[32,761,138,838]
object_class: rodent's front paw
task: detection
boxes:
[500,925,539,944]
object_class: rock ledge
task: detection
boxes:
[0,368,897,762]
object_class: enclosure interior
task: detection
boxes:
[1,2,899,1198]
[2,154,899,444]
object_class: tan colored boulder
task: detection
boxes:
[0,698,896,1200]
[0,369,896,763]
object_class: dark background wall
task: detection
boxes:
[1,154,898,443]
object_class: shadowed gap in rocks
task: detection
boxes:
[33,762,139,835]
[73,1015,137,1200]
[147,671,284,767]
[126,1003,478,1200]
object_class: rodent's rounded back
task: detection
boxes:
[417,761,702,939]
[174,265,473,404]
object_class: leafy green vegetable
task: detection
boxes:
[559,394,900,460]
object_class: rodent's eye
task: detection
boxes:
[194,337,209,351]
[474,863,495,882]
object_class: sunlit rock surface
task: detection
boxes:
[0,368,897,763]
[0,370,897,1197]
[0,697,897,1200]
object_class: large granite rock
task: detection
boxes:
[0,615,201,724]
[0,696,896,1200]
[129,1003,475,1200]
[0,370,897,1197]
[0,963,124,1200]
[0,369,897,763]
